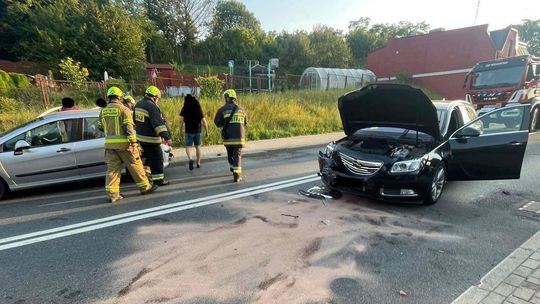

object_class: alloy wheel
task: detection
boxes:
[431,167,445,202]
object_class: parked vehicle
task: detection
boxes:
[464,55,540,130]
[0,110,172,200]
[319,84,530,204]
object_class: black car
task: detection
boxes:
[318,84,530,204]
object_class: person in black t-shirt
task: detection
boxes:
[179,94,208,170]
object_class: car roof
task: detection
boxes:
[432,100,472,111]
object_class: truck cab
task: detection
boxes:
[464,55,540,130]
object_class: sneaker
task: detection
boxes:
[154,179,170,186]
[189,160,194,171]
[233,173,242,183]
[141,184,158,195]
[110,195,124,203]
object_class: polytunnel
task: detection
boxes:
[299,67,376,90]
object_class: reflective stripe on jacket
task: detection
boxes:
[214,102,247,146]
[99,101,136,150]
[134,96,170,144]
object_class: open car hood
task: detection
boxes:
[338,84,442,141]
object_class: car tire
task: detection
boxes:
[423,165,446,205]
[0,178,8,200]
[530,107,539,132]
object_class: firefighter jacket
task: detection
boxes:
[214,102,247,146]
[134,96,170,144]
[98,100,137,150]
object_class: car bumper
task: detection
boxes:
[318,152,431,200]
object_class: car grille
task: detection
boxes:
[338,152,384,176]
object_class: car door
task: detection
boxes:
[0,119,80,186]
[447,104,530,180]
[75,116,107,177]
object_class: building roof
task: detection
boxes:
[489,27,511,51]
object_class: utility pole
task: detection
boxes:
[474,0,481,25]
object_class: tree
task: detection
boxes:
[209,0,261,37]
[515,19,540,56]
[274,31,312,74]
[145,0,215,61]
[309,25,351,68]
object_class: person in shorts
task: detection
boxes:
[179,94,208,170]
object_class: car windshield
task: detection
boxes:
[436,109,446,132]
[0,117,44,139]
[470,65,525,89]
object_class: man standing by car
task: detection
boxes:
[134,86,171,186]
[99,86,158,203]
[214,89,247,182]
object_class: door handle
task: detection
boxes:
[56,147,71,153]
[509,141,523,146]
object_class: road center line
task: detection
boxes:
[0,175,318,248]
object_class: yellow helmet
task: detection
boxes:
[107,86,123,97]
[124,95,135,105]
[223,89,237,100]
[145,85,161,98]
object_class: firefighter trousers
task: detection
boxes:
[225,145,242,174]
[140,142,165,182]
[105,146,151,199]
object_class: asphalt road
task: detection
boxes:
[1,135,540,304]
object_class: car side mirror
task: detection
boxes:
[14,140,31,155]
[457,126,481,138]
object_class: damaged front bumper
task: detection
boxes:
[318,151,431,200]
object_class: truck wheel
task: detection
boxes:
[530,107,539,132]
[423,165,446,205]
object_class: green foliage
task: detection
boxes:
[106,78,127,92]
[0,96,17,113]
[195,76,223,98]
[0,70,14,89]
[395,70,414,84]
[209,0,262,37]
[274,31,312,74]
[515,19,540,56]
[8,73,31,88]
[309,26,351,68]
[58,57,88,87]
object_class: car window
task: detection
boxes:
[2,119,81,152]
[447,109,462,135]
[461,105,477,122]
[458,106,526,136]
[83,117,104,140]
[436,109,446,132]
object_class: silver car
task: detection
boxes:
[0,110,171,199]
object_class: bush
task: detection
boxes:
[0,96,18,113]
[106,78,127,92]
[58,57,88,88]
[195,75,223,98]
[0,70,14,89]
[8,73,31,88]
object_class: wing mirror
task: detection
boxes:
[14,140,31,155]
[457,126,481,138]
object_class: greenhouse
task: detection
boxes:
[299,67,376,90]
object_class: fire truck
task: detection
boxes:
[464,55,540,131]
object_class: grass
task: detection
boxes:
[0,89,347,147]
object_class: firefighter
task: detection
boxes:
[214,89,247,182]
[99,86,158,203]
[123,95,136,111]
[134,86,171,186]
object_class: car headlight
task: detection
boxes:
[324,142,335,156]
[390,158,424,173]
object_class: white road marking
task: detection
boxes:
[0,175,320,251]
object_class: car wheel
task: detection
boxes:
[530,107,539,132]
[423,165,446,205]
[0,179,8,200]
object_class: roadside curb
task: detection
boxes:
[452,231,540,304]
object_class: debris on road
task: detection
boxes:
[321,219,331,226]
[502,190,511,195]
[298,186,334,200]
[287,200,297,204]
[399,290,408,296]
[281,213,299,219]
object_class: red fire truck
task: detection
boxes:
[464,55,540,131]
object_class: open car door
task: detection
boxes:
[447,104,530,180]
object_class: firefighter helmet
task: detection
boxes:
[107,86,123,97]
[145,86,161,98]
[223,89,237,100]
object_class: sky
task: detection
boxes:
[240,0,538,33]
